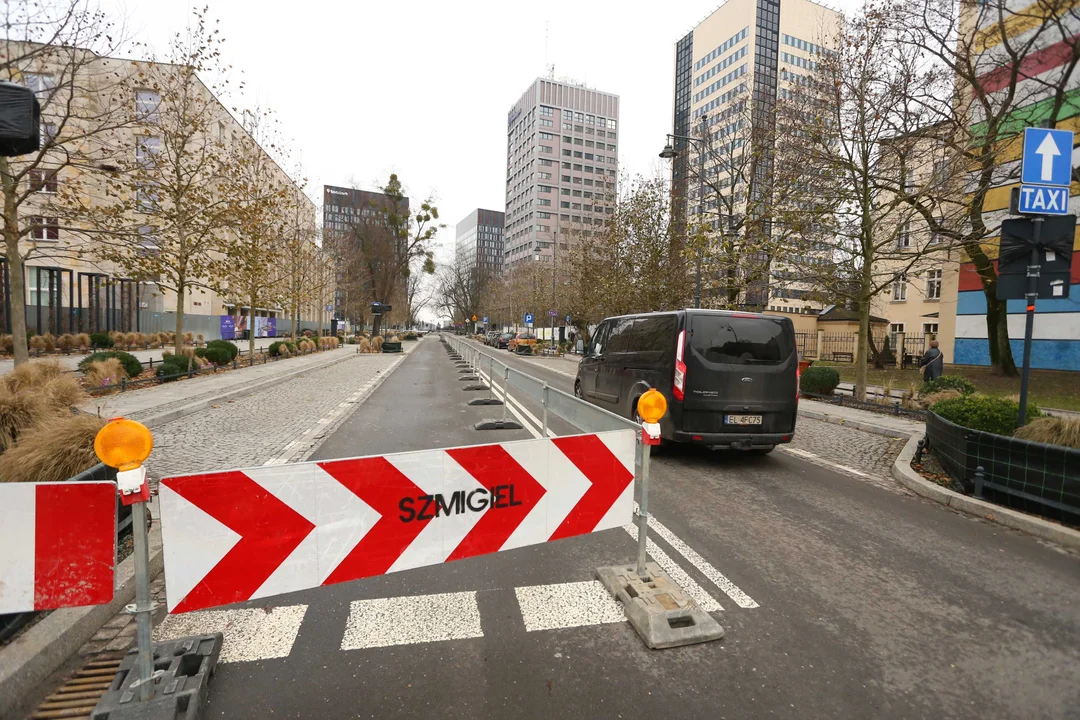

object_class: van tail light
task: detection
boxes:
[673,330,686,402]
[796,366,801,404]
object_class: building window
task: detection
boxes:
[540,106,554,116]
[923,323,938,337]
[540,118,553,127]
[135,90,161,122]
[561,174,571,182]
[561,201,570,209]
[925,269,942,300]
[562,149,572,156]
[538,198,551,206]
[574,138,583,145]
[892,275,907,301]
[889,323,905,349]
[539,185,552,193]
[563,122,573,131]
[573,164,582,171]
[136,136,160,166]
[29,169,57,193]
[29,216,59,240]
[574,151,583,158]
[136,182,159,213]
[561,188,570,195]
[562,162,571,169]
[897,222,911,249]
[539,132,553,140]
[539,145,552,154]
[539,158,553,166]
[23,73,56,98]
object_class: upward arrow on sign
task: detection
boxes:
[159,432,635,613]
[1036,133,1061,182]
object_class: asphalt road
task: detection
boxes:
[169,336,1080,720]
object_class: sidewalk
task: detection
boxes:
[799,399,923,439]
[79,346,364,427]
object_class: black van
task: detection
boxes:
[574,309,799,452]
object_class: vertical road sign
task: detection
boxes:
[524,312,534,325]
[1022,128,1074,186]
[0,482,117,613]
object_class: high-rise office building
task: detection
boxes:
[504,78,619,271]
[671,0,840,307]
[455,209,505,276]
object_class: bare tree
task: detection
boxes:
[896,0,1080,375]
[784,0,954,398]
[341,174,440,335]
[0,0,130,364]
[222,109,293,355]
[88,9,241,355]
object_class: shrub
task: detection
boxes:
[357,338,371,353]
[29,335,45,352]
[78,350,143,379]
[206,339,239,361]
[0,414,106,482]
[90,331,113,349]
[931,394,1041,436]
[41,374,86,411]
[800,365,840,396]
[913,389,962,410]
[268,341,285,357]
[921,374,975,397]
[85,358,126,387]
[404,331,418,340]
[372,336,384,352]
[5,359,63,393]
[183,331,194,344]
[57,333,74,352]
[74,333,90,351]
[195,345,232,366]
[0,386,51,452]
[156,355,194,381]
[0,334,12,353]
[1012,416,1080,449]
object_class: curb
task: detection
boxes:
[0,521,164,719]
[131,350,360,429]
[890,434,1080,550]
[798,405,916,439]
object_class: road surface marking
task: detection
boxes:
[783,447,817,459]
[642,509,759,609]
[476,368,554,439]
[515,580,625,632]
[834,464,869,477]
[622,523,722,612]
[341,591,483,650]
[155,605,307,663]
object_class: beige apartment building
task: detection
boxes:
[671,0,841,310]
[504,77,619,272]
[5,42,322,340]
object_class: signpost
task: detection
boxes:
[524,312,534,327]
[1003,127,1076,426]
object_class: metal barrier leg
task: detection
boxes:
[636,440,651,577]
[129,500,155,700]
[542,382,549,436]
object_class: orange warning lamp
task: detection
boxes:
[637,389,668,424]
[94,417,154,471]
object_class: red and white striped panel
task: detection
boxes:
[0,482,117,614]
[159,430,636,614]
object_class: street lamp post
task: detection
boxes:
[660,113,708,309]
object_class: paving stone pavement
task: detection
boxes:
[147,352,408,480]
[786,416,908,491]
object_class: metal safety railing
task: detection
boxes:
[442,334,639,436]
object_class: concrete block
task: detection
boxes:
[474,419,523,431]
[596,562,724,649]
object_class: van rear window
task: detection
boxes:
[689,317,793,365]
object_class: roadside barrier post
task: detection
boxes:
[488,355,495,402]
[501,367,509,423]
[595,388,725,648]
[90,418,224,716]
[542,382,549,436]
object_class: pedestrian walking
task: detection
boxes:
[919,339,944,381]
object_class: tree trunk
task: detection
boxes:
[1,159,29,367]
[986,296,1017,376]
[174,283,186,356]
[372,312,382,337]
[291,290,299,339]
[854,262,873,402]
[248,290,257,357]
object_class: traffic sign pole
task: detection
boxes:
[1018,221,1042,427]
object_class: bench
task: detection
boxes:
[831,351,854,363]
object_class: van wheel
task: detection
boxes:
[574,381,584,399]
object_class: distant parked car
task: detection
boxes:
[508,333,537,354]
[495,333,513,349]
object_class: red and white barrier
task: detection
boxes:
[0,482,117,614]
[159,430,635,613]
